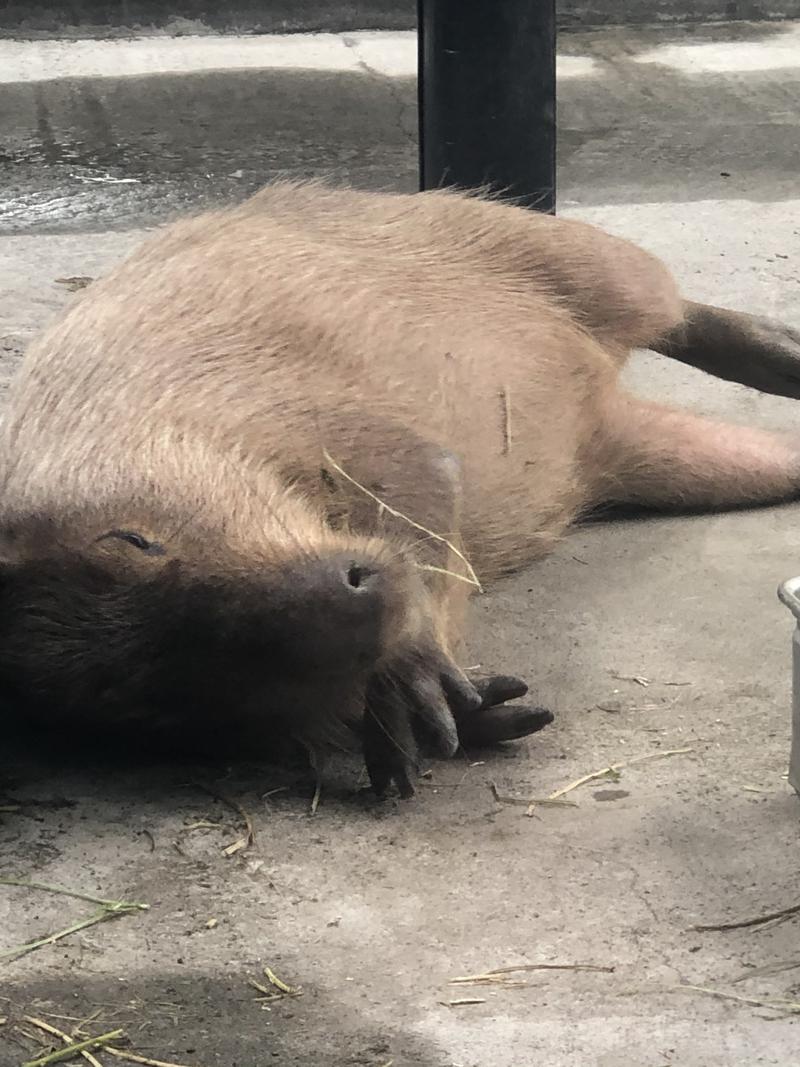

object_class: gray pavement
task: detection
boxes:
[2,0,799,36]
[2,23,800,1067]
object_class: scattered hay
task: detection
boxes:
[692,901,800,932]
[322,449,482,592]
[676,983,800,1016]
[0,880,147,910]
[262,787,289,801]
[440,998,487,1007]
[499,386,512,455]
[307,749,324,815]
[0,880,149,964]
[609,670,692,687]
[263,967,301,996]
[450,962,614,987]
[107,1049,201,1067]
[450,975,527,988]
[485,963,613,975]
[610,671,651,687]
[21,1028,123,1067]
[547,748,693,802]
[732,959,800,984]
[24,1017,104,1067]
[22,1015,203,1067]
[194,784,255,858]
[491,752,691,814]
[489,782,577,817]
[595,699,678,715]
[249,966,303,1004]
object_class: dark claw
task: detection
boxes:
[363,656,548,796]
[453,673,553,747]
[474,674,529,708]
[456,704,554,747]
[364,676,420,798]
[393,766,417,800]
[365,757,392,798]
[407,670,460,758]
[440,667,483,715]
[363,723,418,798]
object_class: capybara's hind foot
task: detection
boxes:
[743,315,800,399]
[654,303,800,401]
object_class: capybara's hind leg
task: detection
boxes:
[485,209,686,353]
[497,208,800,396]
[594,393,800,511]
[651,301,800,401]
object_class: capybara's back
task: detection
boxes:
[0,182,624,575]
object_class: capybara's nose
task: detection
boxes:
[289,552,388,613]
[340,560,379,593]
[280,552,395,672]
[318,553,385,616]
[294,553,382,598]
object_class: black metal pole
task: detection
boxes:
[417,0,556,213]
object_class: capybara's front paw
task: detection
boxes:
[363,642,482,798]
[363,648,554,798]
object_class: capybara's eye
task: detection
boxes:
[96,529,166,556]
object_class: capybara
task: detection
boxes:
[2,182,800,796]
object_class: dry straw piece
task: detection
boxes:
[546,748,693,801]
[0,880,149,964]
[107,1049,202,1067]
[450,962,615,987]
[322,449,482,592]
[676,983,800,1016]
[23,1012,204,1067]
[193,783,256,857]
[21,1028,123,1067]
[692,901,800,933]
[24,1017,104,1067]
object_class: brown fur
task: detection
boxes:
[2,182,799,794]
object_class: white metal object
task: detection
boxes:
[777,576,800,794]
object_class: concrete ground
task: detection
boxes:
[5,0,800,36]
[2,21,800,1067]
